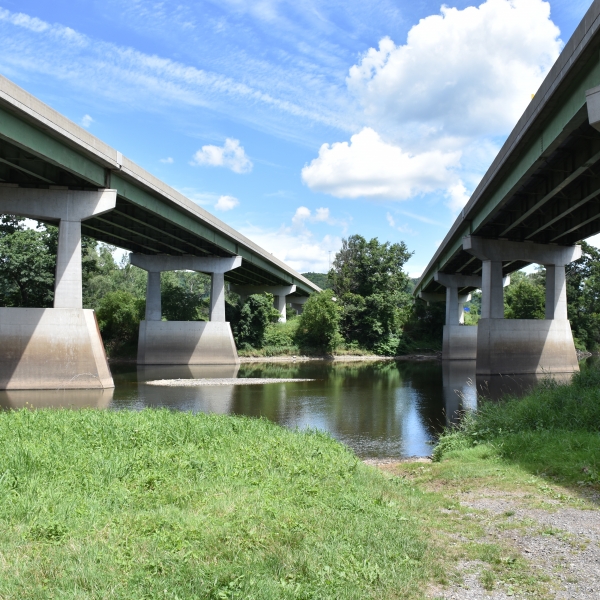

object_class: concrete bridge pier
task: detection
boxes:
[230,285,297,322]
[289,296,308,315]
[130,254,242,365]
[434,273,482,360]
[0,187,116,389]
[464,236,581,375]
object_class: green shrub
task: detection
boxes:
[295,290,342,353]
[96,290,145,353]
[234,293,280,348]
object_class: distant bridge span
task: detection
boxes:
[415,0,600,375]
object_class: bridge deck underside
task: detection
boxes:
[424,116,600,297]
[0,137,301,292]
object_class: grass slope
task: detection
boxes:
[434,366,600,487]
[0,409,442,599]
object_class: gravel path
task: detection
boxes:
[144,378,316,386]
[439,491,600,599]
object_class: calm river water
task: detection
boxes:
[0,358,577,459]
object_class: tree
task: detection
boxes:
[504,270,545,319]
[295,290,341,352]
[234,293,280,349]
[0,219,55,308]
[95,290,145,353]
[301,272,332,290]
[566,241,600,350]
[329,235,413,350]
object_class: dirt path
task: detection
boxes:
[373,459,600,599]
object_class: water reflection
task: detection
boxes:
[0,388,114,410]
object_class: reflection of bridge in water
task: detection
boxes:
[415,1,600,378]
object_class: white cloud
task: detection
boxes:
[347,0,562,145]
[302,127,461,200]
[291,205,342,227]
[160,156,174,164]
[446,181,471,213]
[80,114,93,128]
[214,195,240,211]
[191,138,253,174]
[240,222,342,273]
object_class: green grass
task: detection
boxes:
[434,366,600,488]
[0,409,448,599]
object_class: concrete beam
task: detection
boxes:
[586,84,600,133]
[230,284,296,296]
[130,254,242,274]
[434,272,482,288]
[0,187,117,309]
[463,236,581,266]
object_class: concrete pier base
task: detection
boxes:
[443,325,478,360]
[0,308,114,390]
[476,318,579,375]
[137,321,239,365]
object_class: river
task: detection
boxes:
[0,359,579,459]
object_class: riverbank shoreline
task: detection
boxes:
[108,352,441,365]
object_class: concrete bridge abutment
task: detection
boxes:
[0,187,117,389]
[463,236,581,375]
[130,254,242,365]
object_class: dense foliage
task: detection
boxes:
[296,289,342,352]
[329,234,413,353]
[232,293,280,349]
[504,270,545,320]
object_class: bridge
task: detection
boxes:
[0,75,319,390]
[414,0,600,375]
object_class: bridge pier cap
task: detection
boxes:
[462,236,581,320]
[462,236,581,374]
[129,254,242,323]
[0,187,117,389]
[230,284,297,323]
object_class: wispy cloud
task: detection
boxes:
[80,114,93,128]
[0,6,350,143]
[160,156,174,164]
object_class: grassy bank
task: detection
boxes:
[434,367,600,486]
[0,409,447,599]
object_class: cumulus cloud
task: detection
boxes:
[160,156,174,164]
[80,114,93,128]
[347,0,562,145]
[191,138,253,174]
[302,127,461,200]
[240,223,342,273]
[292,205,342,227]
[214,195,240,211]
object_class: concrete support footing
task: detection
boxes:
[476,318,579,375]
[137,321,239,365]
[0,308,114,389]
[443,325,478,360]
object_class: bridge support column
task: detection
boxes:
[230,285,298,322]
[290,296,308,315]
[434,273,481,360]
[0,187,116,389]
[464,236,581,375]
[131,254,242,365]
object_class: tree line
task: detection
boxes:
[2,214,600,355]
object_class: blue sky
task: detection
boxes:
[0,0,594,275]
